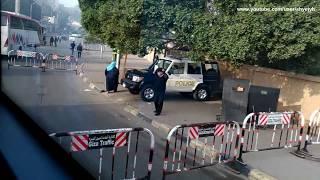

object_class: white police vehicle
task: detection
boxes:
[122,56,222,102]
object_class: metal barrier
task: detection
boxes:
[238,111,305,161]
[43,54,78,74]
[83,44,109,51]
[292,108,320,161]
[162,121,242,179]
[50,128,154,180]
[7,50,45,70]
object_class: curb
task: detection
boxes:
[76,66,277,180]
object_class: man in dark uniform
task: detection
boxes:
[153,68,168,116]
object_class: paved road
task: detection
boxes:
[1,58,246,180]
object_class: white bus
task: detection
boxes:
[1,11,44,55]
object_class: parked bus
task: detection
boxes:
[1,11,44,55]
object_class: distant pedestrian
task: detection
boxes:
[76,43,83,58]
[104,61,119,93]
[59,36,62,43]
[153,68,168,116]
[54,36,58,47]
[43,36,46,46]
[50,36,54,46]
[70,41,76,55]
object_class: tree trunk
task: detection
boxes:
[120,53,128,81]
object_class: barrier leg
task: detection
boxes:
[278,124,285,147]
[237,129,245,162]
[132,131,140,179]
[270,124,277,147]
[111,147,115,180]
[162,139,170,180]
[99,148,103,180]
[219,135,224,163]
[210,136,216,164]
[250,120,256,150]
[177,128,184,170]
[245,118,252,151]
[171,131,178,171]
[285,123,290,147]
[202,138,208,165]
[183,137,190,168]
[192,138,199,166]
[227,125,236,159]
[223,124,231,160]
[125,132,131,179]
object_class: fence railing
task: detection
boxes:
[162,121,242,179]
[50,127,155,180]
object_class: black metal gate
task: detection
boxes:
[248,85,280,113]
[222,78,250,122]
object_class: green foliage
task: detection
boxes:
[79,0,320,75]
[186,0,320,74]
[79,0,142,54]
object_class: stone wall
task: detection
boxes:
[219,62,320,119]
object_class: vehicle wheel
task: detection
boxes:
[140,84,155,102]
[193,86,209,101]
[129,89,139,94]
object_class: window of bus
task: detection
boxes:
[23,19,38,31]
[10,16,23,29]
[1,15,7,26]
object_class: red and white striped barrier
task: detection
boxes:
[291,108,320,161]
[7,50,45,70]
[308,108,320,145]
[71,134,89,151]
[50,127,155,180]
[237,111,305,162]
[162,121,241,180]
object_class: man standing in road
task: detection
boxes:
[70,41,76,55]
[50,36,54,46]
[153,68,168,116]
[76,43,83,58]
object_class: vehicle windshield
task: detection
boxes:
[152,59,172,72]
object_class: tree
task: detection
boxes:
[185,0,320,71]
[79,0,205,55]
[79,0,320,75]
[79,0,142,54]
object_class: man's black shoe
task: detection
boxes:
[155,112,160,116]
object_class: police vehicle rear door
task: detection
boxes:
[202,62,221,93]
[184,62,203,90]
[167,62,191,92]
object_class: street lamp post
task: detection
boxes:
[30,1,37,18]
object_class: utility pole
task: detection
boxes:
[15,0,21,14]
